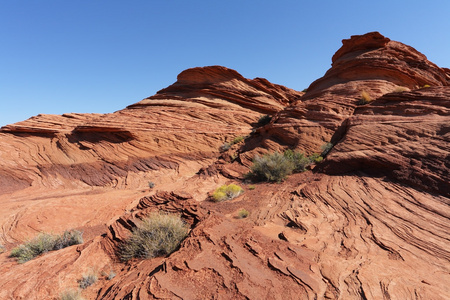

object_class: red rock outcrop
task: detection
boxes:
[320,86,450,196]
[248,32,450,157]
[0,34,449,300]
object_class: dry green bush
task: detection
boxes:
[237,209,250,219]
[248,150,322,182]
[220,136,245,152]
[250,152,295,182]
[394,86,410,93]
[320,142,333,156]
[257,115,272,126]
[358,90,372,105]
[212,184,244,202]
[78,272,97,289]
[119,213,189,261]
[10,230,83,263]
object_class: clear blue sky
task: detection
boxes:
[1,1,449,127]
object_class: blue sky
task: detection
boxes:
[1,1,449,127]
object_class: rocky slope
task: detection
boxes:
[0,32,449,299]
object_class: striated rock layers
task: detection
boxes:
[0,32,449,299]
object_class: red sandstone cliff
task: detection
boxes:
[0,32,448,300]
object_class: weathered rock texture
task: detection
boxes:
[0,32,449,300]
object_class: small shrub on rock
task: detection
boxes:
[107,271,116,280]
[309,153,323,163]
[394,86,410,93]
[54,230,84,250]
[257,115,272,126]
[237,209,250,219]
[220,136,245,152]
[231,136,244,144]
[358,90,372,105]
[78,272,98,289]
[250,152,295,182]
[10,230,83,263]
[249,150,323,182]
[283,149,311,172]
[212,184,244,202]
[320,142,333,156]
[119,212,189,261]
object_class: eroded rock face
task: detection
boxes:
[254,31,450,156]
[0,33,449,300]
[320,86,450,196]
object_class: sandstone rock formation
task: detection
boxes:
[0,32,449,299]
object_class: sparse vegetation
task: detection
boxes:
[283,149,311,172]
[10,230,83,263]
[212,184,244,202]
[119,212,189,261]
[394,86,410,93]
[60,289,84,300]
[358,90,372,105]
[107,271,116,280]
[220,143,231,152]
[249,152,295,182]
[248,150,323,182]
[248,185,256,190]
[53,230,84,250]
[237,209,250,219]
[231,136,244,144]
[220,135,245,152]
[257,114,272,126]
[78,272,98,289]
[309,153,323,163]
[320,142,334,156]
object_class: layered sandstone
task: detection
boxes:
[0,33,449,300]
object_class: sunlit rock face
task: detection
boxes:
[0,33,449,300]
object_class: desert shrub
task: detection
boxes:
[257,115,272,126]
[320,142,333,156]
[78,272,97,289]
[231,136,244,144]
[220,136,245,152]
[237,209,249,219]
[422,84,431,88]
[0,244,5,253]
[148,181,155,189]
[119,212,189,261]
[10,230,83,263]
[60,289,84,300]
[250,152,295,182]
[212,184,244,202]
[10,233,58,263]
[358,91,372,105]
[54,230,83,250]
[309,153,323,163]
[247,185,256,190]
[220,143,231,152]
[283,149,312,172]
[394,86,410,93]
[107,271,116,280]
[249,150,323,182]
